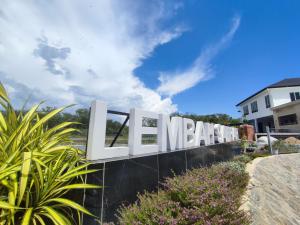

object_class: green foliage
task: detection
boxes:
[247,152,271,159]
[28,107,239,140]
[240,136,249,150]
[173,113,241,125]
[0,83,99,225]
[272,140,299,154]
[217,161,246,174]
[232,154,252,164]
[106,119,128,137]
[117,160,250,225]
[38,106,89,130]
[39,107,129,137]
[16,105,240,142]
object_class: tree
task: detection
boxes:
[172,113,241,126]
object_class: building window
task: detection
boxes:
[251,101,258,113]
[243,105,249,116]
[265,95,271,108]
[290,92,300,101]
[279,114,298,126]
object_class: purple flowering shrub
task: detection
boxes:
[117,161,250,225]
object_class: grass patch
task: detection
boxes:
[112,156,251,225]
[247,152,271,160]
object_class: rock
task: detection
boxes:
[284,137,300,145]
[241,154,300,225]
[257,136,278,145]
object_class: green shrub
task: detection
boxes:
[117,161,250,225]
[232,155,252,164]
[272,140,299,154]
[216,161,246,174]
[247,152,270,160]
[0,84,99,224]
[240,136,249,152]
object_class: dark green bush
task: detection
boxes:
[247,152,270,159]
[272,140,300,154]
[232,154,252,164]
[117,161,250,225]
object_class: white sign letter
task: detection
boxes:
[128,108,159,156]
[183,118,195,148]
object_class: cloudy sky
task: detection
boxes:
[1,0,300,116]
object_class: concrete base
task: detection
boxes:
[81,142,242,224]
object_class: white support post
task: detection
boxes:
[254,119,258,133]
[86,100,107,160]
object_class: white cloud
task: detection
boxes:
[157,15,241,96]
[0,0,185,114]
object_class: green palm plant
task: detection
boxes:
[0,83,99,225]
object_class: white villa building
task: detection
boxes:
[236,78,300,132]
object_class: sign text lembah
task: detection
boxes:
[86,101,239,160]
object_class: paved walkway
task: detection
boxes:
[241,153,300,225]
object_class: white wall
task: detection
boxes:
[269,86,300,106]
[238,89,273,121]
[238,86,300,121]
[273,102,300,130]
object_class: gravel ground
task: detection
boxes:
[241,153,300,225]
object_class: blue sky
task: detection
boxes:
[136,0,300,117]
[0,0,299,117]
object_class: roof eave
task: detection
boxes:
[235,88,268,107]
[236,84,300,107]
